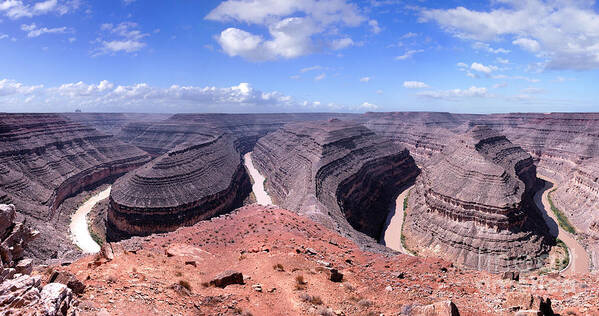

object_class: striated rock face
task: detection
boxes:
[117,113,359,156]
[62,113,171,135]
[404,126,551,272]
[252,119,419,246]
[107,133,251,241]
[0,114,150,219]
[552,158,599,268]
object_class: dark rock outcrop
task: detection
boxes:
[252,119,419,248]
[107,133,251,241]
[404,126,551,272]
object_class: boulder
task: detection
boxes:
[411,300,460,316]
[502,271,520,281]
[40,283,72,316]
[14,259,33,275]
[0,204,16,236]
[504,292,554,315]
[48,270,86,295]
[209,270,244,288]
[329,269,343,283]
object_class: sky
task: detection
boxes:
[0,0,598,114]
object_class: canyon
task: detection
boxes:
[1,111,599,315]
[403,125,552,272]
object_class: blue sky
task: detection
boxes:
[0,0,598,113]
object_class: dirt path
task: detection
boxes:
[381,185,413,255]
[534,176,590,275]
[244,152,273,206]
[70,186,111,253]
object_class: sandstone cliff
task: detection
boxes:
[252,119,419,249]
[107,133,251,240]
[404,126,552,272]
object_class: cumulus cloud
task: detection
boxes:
[206,0,366,61]
[417,86,489,99]
[360,77,372,83]
[0,0,79,19]
[472,42,510,54]
[20,23,68,37]
[470,62,497,74]
[420,0,599,70]
[403,81,429,88]
[1,79,375,112]
[0,79,43,96]
[94,22,149,55]
[395,49,424,60]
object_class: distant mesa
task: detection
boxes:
[107,132,251,241]
[252,119,420,247]
[403,125,552,272]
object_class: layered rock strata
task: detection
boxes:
[107,133,251,241]
[552,158,599,269]
[404,126,551,272]
[62,113,170,135]
[117,113,359,156]
[0,114,150,219]
[252,119,419,246]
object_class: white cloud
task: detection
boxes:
[0,34,8,40]
[360,102,378,110]
[472,42,510,54]
[331,37,354,50]
[368,19,382,34]
[470,62,497,74]
[403,81,429,88]
[314,73,326,81]
[493,82,508,89]
[418,86,489,99]
[1,79,374,112]
[420,0,599,70]
[0,78,42,96]
[360,76,372,83]
[94,22,149,55]
[206,0,366,61]
[0,0,79,19]
[395,49,424,60]
[20,23,68,37]
[496,57,509,64]
[512,38,540,52]
[300,65,322,73]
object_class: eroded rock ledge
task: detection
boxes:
[107,133,251,241]
[404,125,551,272]
[252,119,419,247]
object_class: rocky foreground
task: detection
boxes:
[2,204,597,315]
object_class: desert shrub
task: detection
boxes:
[179,280,192,291]
[273,263,285,272]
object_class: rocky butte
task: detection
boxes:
[403,125,552,272]
[107,132,251,241]
[252,119,420,248]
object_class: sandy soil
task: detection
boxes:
[534,176,590,275]
[244,152,273,206]
[70,186,111,253]
[381,186,413,254]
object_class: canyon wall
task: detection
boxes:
[403,126,551,272]
[252,119,419,249]
[0,114,151,261]
[117,113,359,156]
[107,133,251,241]
[62,113,171,135]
